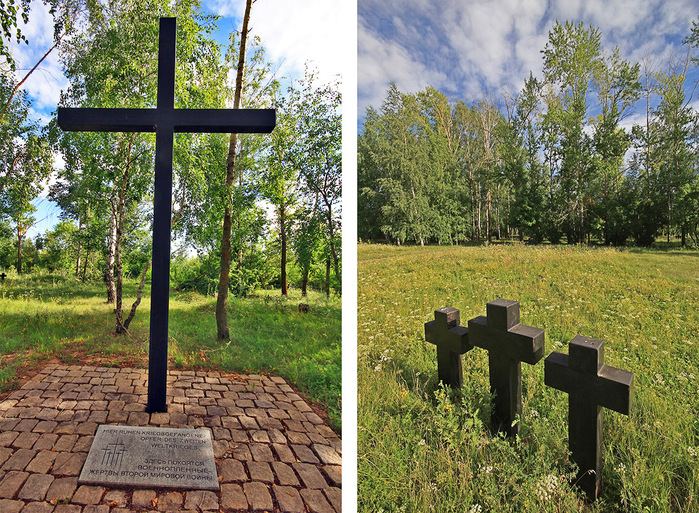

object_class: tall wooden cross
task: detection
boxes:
[424,307,471,387]
[57,17,276,413]
[467,299,545,437]
[545,336,633,501]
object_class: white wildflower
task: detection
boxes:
[468,505,482,513]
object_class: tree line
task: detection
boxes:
[0,0,341,339]
[358,20,699,247]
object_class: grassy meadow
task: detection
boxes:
[0,272,341,431]
[358,243,699,512]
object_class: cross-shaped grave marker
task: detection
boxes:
[545,335,633,501]
[467,299,545,437]
[57,17,275,413]
[0,272,6,281]
[424,307,471,387]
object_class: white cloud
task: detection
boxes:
[205,0,347,86]
[357,17,448,115]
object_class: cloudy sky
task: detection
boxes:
[7,0,350,237]
[358,0,699,125]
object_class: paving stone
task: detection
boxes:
[149,412,169,425]
[14,420,39,433]
[273,485,305,513]
[220,484,247,510]
[293,463,328,489]
[51,453,86,476]
[230,430,248,443]
[18,473,54,501]
[3,450,36,471]
[247,461,274,483]
[12,432,41,450]
[218,459,247,483]
[322,465,341,487]
[0,499,24,513]
[273,443,297,463]
[0,432,19,447]
[292,444,320,463]
[324,487,341,512]
[183,490,219,511]
[71,436,93,453]
[102,490,127,508]
[250,430,270,443]
[300,488,334,513]
[45,477,78,503]
[272,462,300,487]
[211,440,229,458]
[32,434,59,451]
[71,485,104,505]
[0,471,29,499]
[243,482,272,512]
[131,489,157,509]
[75,422,97,436]
[52,436,77,453]
[32,421,58,434]
[157,491,183,511]
[238,416,259,430]
[249,444,273,462]
[0,447,12,467]
[20,501,55,513]
[232,444,252,461]
[52,505,80,513]
[81,505,109,513]
[314,444,342,466]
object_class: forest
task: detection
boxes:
[0,0,342,335]
[358,20,699,247]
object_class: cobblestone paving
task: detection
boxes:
[0,365,341,512]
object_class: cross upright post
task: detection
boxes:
[424,307,471,388]
[545,336,633,501]
[467,299,545,437]
[57,17,275,413]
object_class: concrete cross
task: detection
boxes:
[545,335,633,501]
[424,307,471,387]
[57,17,275,413]
[467,299,545,437]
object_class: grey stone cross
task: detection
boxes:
[467,299,545,437]
[424,307,471,387]
[545,335,633,501]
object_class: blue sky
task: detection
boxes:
[6,0,349,238]
[358,0,699,127]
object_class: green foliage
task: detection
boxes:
[358,244,699,511]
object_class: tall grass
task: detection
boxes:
[358,243,699,512]
[0,270,341,431]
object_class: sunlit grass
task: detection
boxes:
[358,243,699,512]
[0,271,341,431]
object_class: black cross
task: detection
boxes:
[0,272,6,281]
[424,307,471,387]
[467,299,545,437]
[545,336,633,501]
[57,17,275,413]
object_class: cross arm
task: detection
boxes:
[545,352,633,414]
[467,316,544,364]
[424,321,470,354]
[58,108,157,132]
[173,109,276,133]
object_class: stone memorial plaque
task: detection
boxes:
[79,425,219,490]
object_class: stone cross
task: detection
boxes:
[57,17,275,413]
[545,335,633,501]
[424,307,471,387]
[467,299,545,437]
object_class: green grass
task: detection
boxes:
[0,271,341,431]
[358,243,699,512]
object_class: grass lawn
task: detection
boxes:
[358,243,698,512]
[0,272,341,431]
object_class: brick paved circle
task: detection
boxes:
[0,365,342,512]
